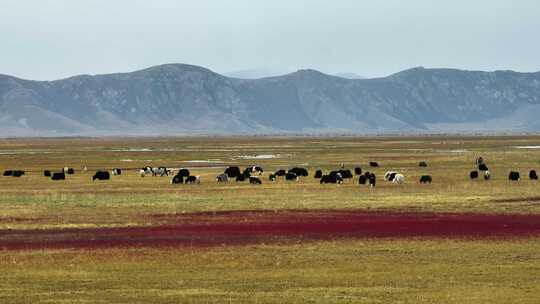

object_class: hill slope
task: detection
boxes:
[1,64,539,136]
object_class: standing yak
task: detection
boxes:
[177,168,190,178]
[224,166,240,178]
[508,171,520,181]
[51,172,66,180]
[338,169,353,179]
[289,167,308,177]
[358,175,367,185]
[93,171,110,181]
[368,173,376,188]
[420,175,432,183]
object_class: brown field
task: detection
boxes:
[1,135,540,303]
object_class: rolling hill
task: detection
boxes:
[1,64,539,136]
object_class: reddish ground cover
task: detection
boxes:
[2,210,540,250]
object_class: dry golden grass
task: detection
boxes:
[2,239,540,303]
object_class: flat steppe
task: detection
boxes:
[1,136,540,303]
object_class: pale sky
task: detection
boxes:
[1,0,539,80]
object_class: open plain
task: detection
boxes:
[1,135,540,303]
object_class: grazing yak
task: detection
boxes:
[249,177,262,185]
[530,170,538,180]
[224,166,241,178]
[419,161,428,167]
[139,167,153,177]
[152,167,169,177]
[354,167,362,175]
[44,170,52,177]
[470,170,479,180]
[392,173,405,184]
[369,162,379,167]
[63,167,75,175]
[420,175,432,183]
[314,170,323,179]
[327,171,346,181]
[216,173,228,182]
[274,169,287,177]
[328,171,345,183]
[12,170,25,177]
[320,173,343,184]
[111,168,122,175]
[3,170,24,177]
[246,166,263,175]
[384,171,398,182]
[478,164,489,172]
[338,169,353,179]
[289,167,308,177]
[51,172,66,180]
[269,174,276,181]
[171,169,192,184]
[171,175,184,184]
[185,176,201,184]
[484,171,491,180]
[93,171,110,181]
[508,171,520,181]
[285,172,299,181]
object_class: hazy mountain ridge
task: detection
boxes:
[1,64,540,136]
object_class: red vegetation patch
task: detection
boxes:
[2,210,540,250]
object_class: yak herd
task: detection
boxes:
[1,156,538,187]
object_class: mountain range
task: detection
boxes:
[1,64,540,136]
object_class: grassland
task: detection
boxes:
[1,135,540,303]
